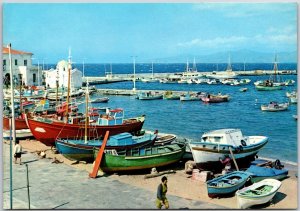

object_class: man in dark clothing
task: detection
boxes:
[156,176,169,209]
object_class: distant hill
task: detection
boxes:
[154,50,297,63]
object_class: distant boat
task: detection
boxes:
[239,88,248,92]
[163,91,180,100]
[205,55,238,79]
[206,171,252,198]
[55,132,157,162]
[261,102,288,112]
[236,179,281,209]
[293,114,297,120]
[95,142,186,172]
[201,93,229,103]
[136,91,163,100]
[91,97,109,103]
[180,92,200,101]
[141,62,159,83]
[255,54,283,91]
[189,129,268,171]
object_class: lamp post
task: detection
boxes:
[132,56,137,92]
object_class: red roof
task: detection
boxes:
[2,47,33,55]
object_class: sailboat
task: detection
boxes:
[141,62,159,83]
[255,54,283,91]
[206,55,238,79]
[26,50,145,146]
[55,82,155,162]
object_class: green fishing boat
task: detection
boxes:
[94,142,186,172]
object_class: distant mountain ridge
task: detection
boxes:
[153,50,297,63]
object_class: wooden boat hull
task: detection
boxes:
[26,116,145,146]
[95,143,186,172]
[3,116,28,130]
[189,136,268,172]
[261,104,288,112]
[55,133,156,162]
[236,179,281,209]
[255,85,282,91]
[207,171,252,198]
[201,96,229,103]
[138,95,163,100]
[3,129,33,140]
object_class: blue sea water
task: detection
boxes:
[67,63,297,164]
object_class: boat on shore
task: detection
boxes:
[25,108,145,146]
[246,164,288,183]
[94,142,186,172]
[3,129,33,140]
[236,179,281,209]
[189,129,268,172]
[153,132,177,146]
[3,115,28,130]
[206,171,252,198]
[55,132,157,162]
[261,102,288,112]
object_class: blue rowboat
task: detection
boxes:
[206,171,252,198]
[246,164,288,183]
[55,132,157,162]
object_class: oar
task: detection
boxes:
[229,147,239,171]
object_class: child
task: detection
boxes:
[14,140,22,165]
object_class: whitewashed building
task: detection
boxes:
[2,46,42,86]
[44,60,82,89]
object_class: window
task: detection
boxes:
[24,60,27,66]
[3,60,6,66]
[15,59,18,66]
[33,73,36,83]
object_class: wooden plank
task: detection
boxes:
[228,147,239,171]
[89,131,110,178]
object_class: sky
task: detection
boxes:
[2,3,298,63]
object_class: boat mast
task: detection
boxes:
[84,79,89,144]
[186,59,189,72]
[192,57,197,71]
[226,54,232,72]
[56,69,59,106]
[151,62,154,79]
[8,43,16,209]
[65,48,72,123]
[273,54,279,82]
[132,56,137,91]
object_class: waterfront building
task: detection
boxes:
[2,46,42,86]
[44,60,82,89]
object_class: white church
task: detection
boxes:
[44,60,83,89]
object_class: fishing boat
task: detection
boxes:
[206,171,252,198]
[205,55,238,79]
[289,96,297,104]
[261,102,289,112]
[3,129,33,140]
[94,142,186,172]
[286,91,297,98]
[180,92,200,101]
[246,165,288,183]
[236,179,282,209]
[293,114,297,120]
[284,79,295,86]
[189,129,268,171]
[163,91,180,100]
[137,91,163,100]
[239,78,251,85]
[153,132,177,146]
[55,132,157,162]
[26,108,145,146]
[255,54,283,91]
[90,97,109,103]
[200,93,229,103]
[3,115,28,130]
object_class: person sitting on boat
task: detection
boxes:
[219,155,231,175]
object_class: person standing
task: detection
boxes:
[14,140,22,165]
[156,176,169,209]
[219,155,231,174]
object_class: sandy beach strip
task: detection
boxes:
[4,139,298,209]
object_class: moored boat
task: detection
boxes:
[3,115,28,130]
[261,102,288,112]
[163,91,180,100]
[55,131,157,162]
[26,108,145,146]
[206,171,252,198]
[189,129,268,172]
[137,91,163,100]
[91,97,109,103]
[180,92,200,101]
[94,142,186,172]
[201,93,229,103]
[236,179,281,209]
[3,129,33,140]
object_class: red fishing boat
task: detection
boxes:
[3,115,28,130]
[25,108,145,146]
